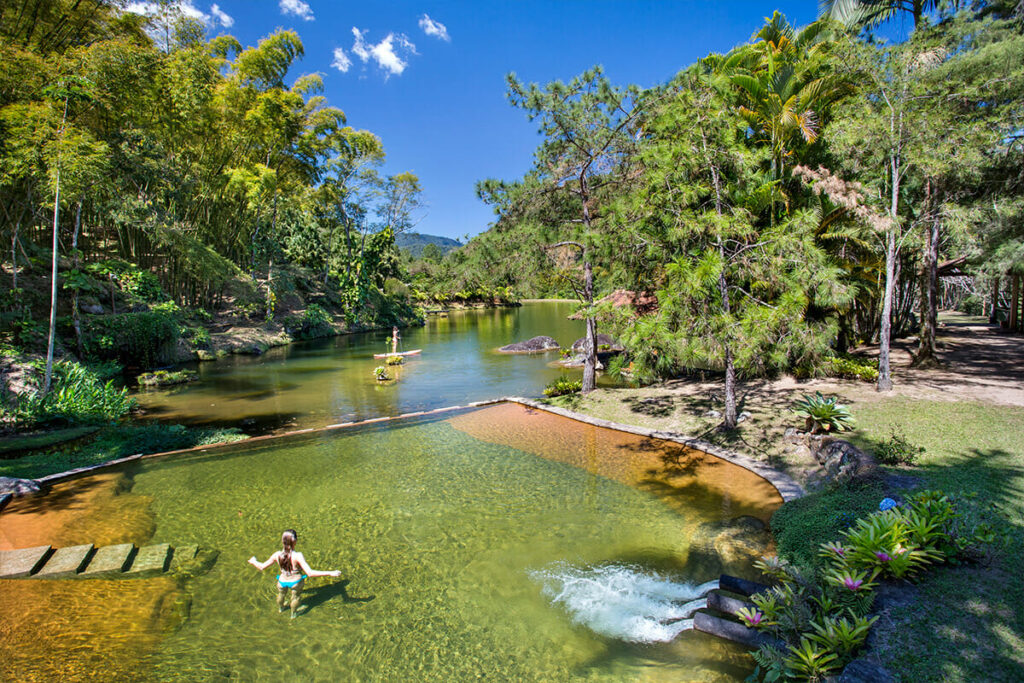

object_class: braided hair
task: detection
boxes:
[278,529,298,572]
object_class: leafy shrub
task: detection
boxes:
[6,359,134,426]
[823,355,878,382]
[792,392,854,434]
[284,303,333,340]
[874,425,924,465]
[373,365,389,380]
[543,375,583,397]
[82,310,181,368]
[185,326,212,349]
[384,354,404,366]
[137,369,197,387]
[85,260,166,302]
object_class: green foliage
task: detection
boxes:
[373,365,389,380]
[792,392,855,434]
[543,375,583,397]
[384,355,404,366]
[283,303,332,340]
[85,260,166,303]
[0,424,248,481]
[4,358,134,427]
[136,369,197,387]
[81,310,181,368]
[185,326,212,349]
[874,425,925,465]
[823,355,879,382]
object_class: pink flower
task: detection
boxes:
[825,542,847,557]
[843,576,864,591]
[742,611,765,627]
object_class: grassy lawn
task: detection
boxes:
[0,424,248,480]
[551,388,1024,682]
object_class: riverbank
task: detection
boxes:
[547,312,1024,682]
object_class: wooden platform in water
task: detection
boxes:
[372,349,422,358]
[0,542,211,580]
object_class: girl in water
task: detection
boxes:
[248,529,341,618]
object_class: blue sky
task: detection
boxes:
[133,1,824,241]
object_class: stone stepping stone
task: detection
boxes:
[35,544,94,579]
[82,543,135,577]
[0,545,51,578]
[126,543,171,577]
[169,544,198,571]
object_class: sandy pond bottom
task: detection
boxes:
[0,404,781,682]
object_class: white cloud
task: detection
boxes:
[279,0,314,21]
[209,4,233,27]
[349,27,417,77]
[331,47,352,73]
[125,1,209,23]
[418,14,449,41]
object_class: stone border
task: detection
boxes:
[20,396,802,503]
[505,397,805,502]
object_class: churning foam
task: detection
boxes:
[528,563,718,643]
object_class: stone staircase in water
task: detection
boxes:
[0,542,213,579]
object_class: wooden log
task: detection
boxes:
[719,574,770,597]
[707,590,754,616]
[126,543,171,576]
[34,544,94,578]
[693,610,782,649]
[0,545,52,578]
[82,544,135,577]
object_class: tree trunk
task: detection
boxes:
[1011,274,1021,332]
[877,227,896,391]
[42,168,60,397]
[990,277,1000,323]
[581,258,597,393]
[71,202,84,359]
[915,181,939,366]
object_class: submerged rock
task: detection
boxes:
[497,336,560,353]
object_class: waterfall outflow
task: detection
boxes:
[528,563,718,643]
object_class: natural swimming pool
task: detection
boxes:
[0,403,782,681]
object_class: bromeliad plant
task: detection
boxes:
[746,489,994,682]
[791,392,855,434]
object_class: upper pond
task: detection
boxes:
[136,301,599,432]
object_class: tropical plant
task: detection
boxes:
[543,375,583,397]
[783,637,840,680]
[385,354,404,366]
[373,365,389,381]
[791,392,855,433]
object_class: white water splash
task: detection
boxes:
[528,563,718,643]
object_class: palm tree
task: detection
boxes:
[820,0,958,29]
[719,13,847,180]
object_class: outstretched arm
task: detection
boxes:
[248,551,279,571]
[296,552,341,579]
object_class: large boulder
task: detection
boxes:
[809,436,878,485]
[570,333,623,353]
[497,336,560,353]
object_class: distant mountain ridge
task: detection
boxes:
[396,232,462,257]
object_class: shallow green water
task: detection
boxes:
[101,411,762,681]
[136,302,600,432]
